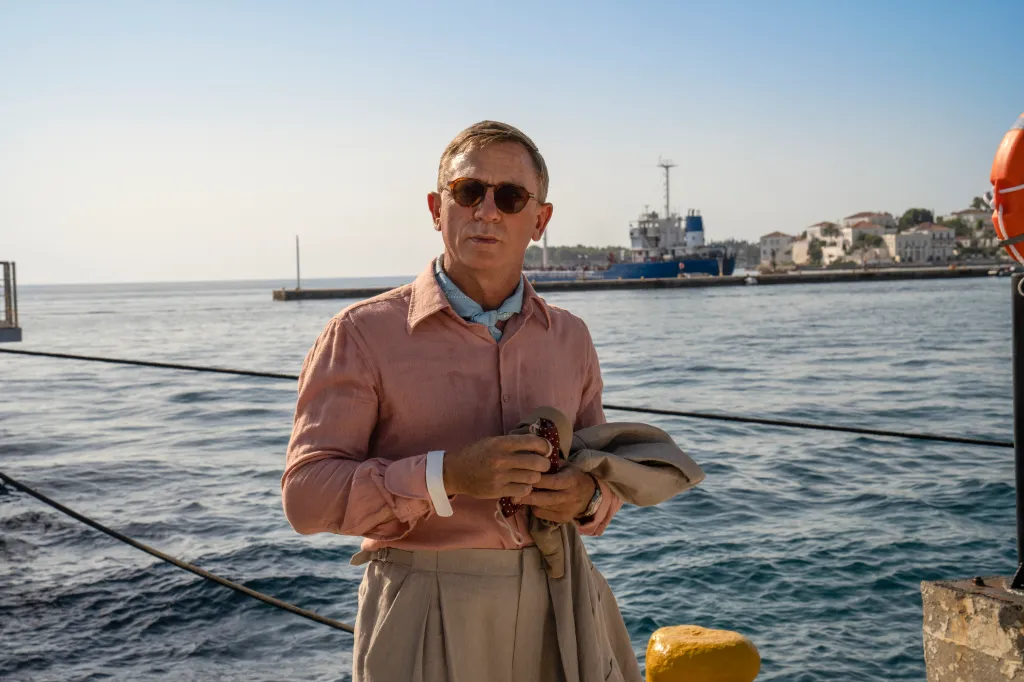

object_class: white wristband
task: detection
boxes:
[425,450,453,517]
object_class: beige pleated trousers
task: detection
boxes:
[350,546,565,682]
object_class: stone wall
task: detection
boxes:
[921,576,1024,681]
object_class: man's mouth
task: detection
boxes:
[469,236,499,244]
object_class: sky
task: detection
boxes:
[1,0,1022,285]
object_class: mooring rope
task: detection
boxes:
[600,403,1010,448]
[0,347,1012,449]
[0,471,355,634]
[0,347,298,380]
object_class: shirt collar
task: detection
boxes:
[407,258,551,334]
[433,256,524,322]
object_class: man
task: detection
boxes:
[283,121,634,681]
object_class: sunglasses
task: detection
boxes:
[444,177,541,215]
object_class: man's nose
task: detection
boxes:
[474,188,502,223]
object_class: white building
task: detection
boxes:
[842,221,888,247]
[760,232,794,268]
[821,243,848,266]
[805,221,838,241]
[978,229,999,249]
[884,231,930,263]
[945,208,993,231]
[841,211,897,230]
[883,224,955,263]
[855,247,894,266]
[791,238,811,265]
[800,222,847,265]
[914,223,955,261]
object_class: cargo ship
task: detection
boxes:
[525,160,735,281]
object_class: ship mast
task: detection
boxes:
[657,158,676,219]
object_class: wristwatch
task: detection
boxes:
[576,474,602,522]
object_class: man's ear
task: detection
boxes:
[533,203,554,241]
[427,192,442,231]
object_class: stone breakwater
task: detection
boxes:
[272,265,996,300]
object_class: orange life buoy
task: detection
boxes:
[992,113,1024,262]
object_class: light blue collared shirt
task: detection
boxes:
[434,257,524,341]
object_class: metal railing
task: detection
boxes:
[2,261,18,330]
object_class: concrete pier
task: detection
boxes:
[921,577,1024,681]
[272,264,997,301]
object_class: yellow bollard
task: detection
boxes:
[646,625,760,682]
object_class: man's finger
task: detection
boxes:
[504,469,543,486]
[500,452,554,473]
[498,434,551,456]
[520,490,569,508]
[501,483,534,499]
[533,470,575,490]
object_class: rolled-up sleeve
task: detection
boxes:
[574,320,622,536]
[282,316,435,541]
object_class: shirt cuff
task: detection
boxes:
[425,450,453,517]
[382,454,434,523]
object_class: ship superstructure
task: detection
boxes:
[526,158,735,281]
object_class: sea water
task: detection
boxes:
[0,275,1014,681]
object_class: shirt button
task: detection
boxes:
[502,393,510,403]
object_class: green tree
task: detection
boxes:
[523,244,624,267]
[971,196,988,210]
[854,233,885,249]
[808,238,823,266]
[899,208,934,232]
[821,224,841,237]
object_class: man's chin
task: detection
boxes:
[458,247,514,270]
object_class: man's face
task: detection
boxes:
[428,141,553,274]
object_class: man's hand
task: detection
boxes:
[520,464,597,524]
[442,435,553,500]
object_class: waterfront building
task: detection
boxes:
[842,221,889,247]
[945,208,993,231]
[854,246,894,266]
[821,242,848,266]
[913,223,956,262]
[884,224,955,263]
[801,221,846,265]
[805,221,838,241]
[791,238,811,265]
[841,211,897,230]
[759,232,794,268]
[884,231,928,263]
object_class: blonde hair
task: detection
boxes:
[436,120,549,203]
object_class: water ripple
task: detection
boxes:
[0,276,1016,681]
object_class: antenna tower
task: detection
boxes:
[657,158,677,219]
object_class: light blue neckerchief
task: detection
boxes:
[434,257,524,341]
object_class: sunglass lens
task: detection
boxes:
[494,184,530,214]
[451,179,487,208]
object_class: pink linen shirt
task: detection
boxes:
[282,260,622,552]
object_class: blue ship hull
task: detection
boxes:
[525,256,735,283]
[604,257,735,279]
